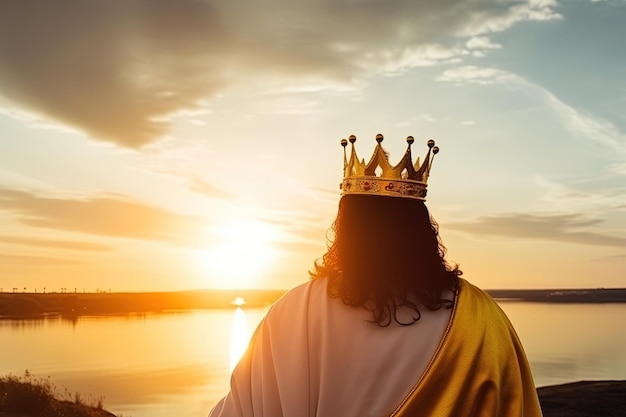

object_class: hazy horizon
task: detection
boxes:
[3,285,626,294]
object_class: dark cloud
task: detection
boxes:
[0,235,112,251]
[591,253,626,262]
[0,0,558,147]
[446,212,626,247]
[0,188,209,246]
[0,0,224,147]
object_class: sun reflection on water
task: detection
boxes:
[229,306,250,372]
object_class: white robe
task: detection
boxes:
[209,277,451,417]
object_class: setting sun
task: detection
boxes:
[199,218,280,288]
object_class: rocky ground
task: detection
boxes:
[538,380,626,417]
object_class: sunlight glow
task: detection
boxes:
[201,218,280,288]
[229,307,250,371]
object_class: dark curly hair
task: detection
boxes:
[310,194,461,327]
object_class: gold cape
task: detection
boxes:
[390,279,543,417]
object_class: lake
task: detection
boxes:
[1,302,625,417]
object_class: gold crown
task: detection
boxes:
[340,133,439,200]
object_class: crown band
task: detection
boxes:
[340,133,438,201]
[341,177,428,200]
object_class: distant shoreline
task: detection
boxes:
[0,289,285,318]
[1,287,625,318]
[486,288,626,303]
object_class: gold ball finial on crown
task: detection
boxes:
[340,133,440,201]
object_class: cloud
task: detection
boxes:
[0,0,559,147]
[531,176,626,214]
[465,36,502,56]
[188,177,235,199]
[0,254,81,266]
[396,113,439,127]
[466,36,502,50]
[435,63,626,157]
[611,163,626,175]
[591,253,626,262]
[0,235,112,251]
[0,188,209,246]
[544,93,626,156]
[437,65,517,85]
[456,0,561,36]
[446,212,626,247]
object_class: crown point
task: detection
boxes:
[340,132,440,200]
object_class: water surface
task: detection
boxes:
[2,303,625,417]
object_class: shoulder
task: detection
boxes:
[456,278,514,329]
[265,278,328,317]
[458,278,497,303]
[456,278,508,319]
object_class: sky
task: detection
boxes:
[0,0,625,292]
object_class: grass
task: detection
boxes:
[0,371,118,417]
